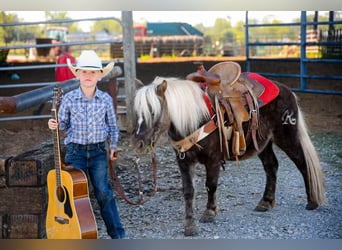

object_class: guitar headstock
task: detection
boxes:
[52,86,63,111]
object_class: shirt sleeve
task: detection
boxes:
[106,95,120,150]
[57,94,70,131]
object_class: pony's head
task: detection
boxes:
[131,76,211,155]
[132,77,170,154]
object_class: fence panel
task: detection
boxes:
[245,11,342,95]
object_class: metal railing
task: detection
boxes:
[0,16,126,122]
[245,11,342,95]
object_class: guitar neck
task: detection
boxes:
[52,105,63,187]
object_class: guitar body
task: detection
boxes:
[46,168,98,239]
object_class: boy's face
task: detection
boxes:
[76,69,103,87]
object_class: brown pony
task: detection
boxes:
[131,74,326,236]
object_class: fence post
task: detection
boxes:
[300,11,308,91]
[121,11,136,133]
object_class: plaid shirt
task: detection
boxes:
[58,87,119,150]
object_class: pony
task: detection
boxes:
[131,73,326,236]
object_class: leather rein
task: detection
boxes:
[109,146,158,206]
[109,98,168,206]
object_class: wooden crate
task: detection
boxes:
[0,158,9,188]
[0,141,54,239]
[1,214,45,239]
[7,159,47,187]
[0,186,46,214]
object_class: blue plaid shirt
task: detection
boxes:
[58,87,119,150]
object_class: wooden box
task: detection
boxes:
[1,214,45,239]
[0,141,54,239]
[7,159,47,187]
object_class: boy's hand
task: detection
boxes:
[110,150,119,161]
[48,119,58,130]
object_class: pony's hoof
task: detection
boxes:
[255,199,274,212]
[184,218,198,236]
[184,225,198,236]
[199,209,217,223]
[306,202,318,210]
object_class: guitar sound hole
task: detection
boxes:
[55,185,73,218]
[56,185,65,202]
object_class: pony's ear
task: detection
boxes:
[156,80,167,98]
[135,78,144,89]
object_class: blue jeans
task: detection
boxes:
[65,142,125,239]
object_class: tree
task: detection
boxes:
[90,19,122,35]
[0,11,19,44]
[44,11,80,32]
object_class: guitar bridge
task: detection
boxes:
[54,216,69,224]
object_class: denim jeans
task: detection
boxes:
[65,142,125,239]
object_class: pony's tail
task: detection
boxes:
[297,106,327,205]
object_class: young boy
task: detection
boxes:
[48,50,125,239]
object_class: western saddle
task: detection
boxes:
[186,61,264,160]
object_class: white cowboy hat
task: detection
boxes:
[67,50,114,77]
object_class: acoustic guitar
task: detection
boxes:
[46,86,98,239]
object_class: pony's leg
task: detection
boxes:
[255,141,278,211]
[178,162,198,236]
[199,162,221,223]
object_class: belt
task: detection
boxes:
[69,142,105,150]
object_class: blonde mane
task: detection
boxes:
[134,77,211,137]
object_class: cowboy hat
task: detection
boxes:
[67,50,114,77]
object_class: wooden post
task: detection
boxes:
[121,11,137,133]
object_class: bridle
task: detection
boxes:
[109,118,162,206]
[109,148,158,206]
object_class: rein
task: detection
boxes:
[109,150,158,206]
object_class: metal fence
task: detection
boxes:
[245,11,342,95]
[2,12,342,123]
[0,16,127,122]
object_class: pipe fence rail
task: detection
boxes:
[1,11,342,124]
[245,11,342,95]
[0,16,126,122]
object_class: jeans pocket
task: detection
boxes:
[65,143,78,161]
[98,142,107,153]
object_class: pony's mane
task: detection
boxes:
[134,76,211,137]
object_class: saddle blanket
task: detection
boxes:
[242,72,280,107]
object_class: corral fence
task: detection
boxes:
[245,11,342,95]
[0,13,136,127]
[1,11,342,125]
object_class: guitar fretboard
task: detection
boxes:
[52,87,63,188]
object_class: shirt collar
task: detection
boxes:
[74,87,101,99]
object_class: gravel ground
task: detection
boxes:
[0,121,340,240]
[93,130,342,239]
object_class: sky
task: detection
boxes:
[9,11,305,31]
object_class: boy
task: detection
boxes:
[48,50,125,239]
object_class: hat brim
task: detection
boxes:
[67,58,114,78]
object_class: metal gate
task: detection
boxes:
[0,13,136,127]
[245,11,342,95]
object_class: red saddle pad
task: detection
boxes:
[244,72,280,106]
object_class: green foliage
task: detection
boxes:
[44,11,80,32]
[0,12,42,44]
[0,11,19,44]
[90,20,122,35]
